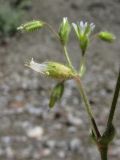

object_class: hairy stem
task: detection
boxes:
[75,76,101,138]
[107,66,120,127]
[45,23,60,40]
[99,145,108,160]
[63,45,75,71]
[79,55,86,74]
[45,24,75,73]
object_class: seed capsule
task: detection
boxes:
[98,31,116,42]
[17,20,45,32]
[25,58,75,80]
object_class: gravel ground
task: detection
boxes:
[0,0,120,160]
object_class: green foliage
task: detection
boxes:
[0,3,23,38]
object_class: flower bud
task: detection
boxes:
[98,31,116,42]
[17,20,45,32]
[58,17,71,45]
[25,58,75,80]
[49,82,64,108]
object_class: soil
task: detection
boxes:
[0,0,120,160]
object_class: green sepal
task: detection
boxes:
[89,129,97,143]
[79,63,86,77]
[80,36,89,56]
[49,82,64,108]
[46,62,75,80]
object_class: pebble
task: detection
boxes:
[26,126,44,139]
[6,147,14,158]
[69,138,81,152]
[26,103,43,116]
[45,140,56,149]
[67,113,83,126]
[68,126,77,133]
[58,150,66,158]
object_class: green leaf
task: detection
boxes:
[49,82,64,108]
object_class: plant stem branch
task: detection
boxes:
[107,66,120,127]
[63,45,75,71]
[79,55,86,75]
[45,23,60,40]
[98,145,108,160]
[45,24,75,72]
[75,76,101,138]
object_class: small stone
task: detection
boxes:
[69,138,81,152]
[45,140,56,149]
[67,113,83,126]
[58,150,66,158]
[42,148,51,157]
[6,147,14,158]
[26,126,44,139]
[56,141,67,148]
[68,126,77,133]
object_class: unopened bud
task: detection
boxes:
[49,82,64,108]
[98,31,116,42]
[17,20,45,32]
[59,17,71,45]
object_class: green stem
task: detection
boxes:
[75,76,101,138]
[45,22,60,40]
[79,55,86,75]
[45,23,75,72]
[99,145,108,160]
[107,66,120,127]
[79,55,84,69]
[63,45,75,71]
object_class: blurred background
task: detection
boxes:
[0,0,120,160]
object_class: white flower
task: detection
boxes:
[63,17,68,25]
[72,23,79,37]
[72,21,95,55]
[72,21,95,37]
[25,58,47,74]
[90,22,95,31]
